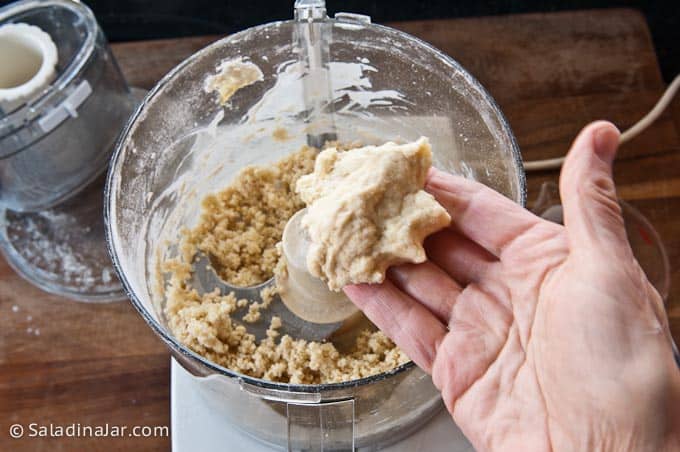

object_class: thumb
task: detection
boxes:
[559,121,628,255]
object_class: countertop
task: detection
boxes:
[1,8,679,451]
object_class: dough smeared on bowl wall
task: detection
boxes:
[205,58,263,105]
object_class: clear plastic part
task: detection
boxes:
[0,0,135,301]
[0,0,136,212]
[106,2,525,449]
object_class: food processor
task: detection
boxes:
[105,0,526,449]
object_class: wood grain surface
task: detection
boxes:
[1,8,678,451]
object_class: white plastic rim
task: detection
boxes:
[0,22,58,112]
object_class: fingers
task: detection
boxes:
[426,168,543,259]
[424,228,498,285]
[387,261,462,323]
[344,280,447,373]
[559,121,628,255]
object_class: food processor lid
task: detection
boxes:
[0,180,129,302]
[0,0,98,158]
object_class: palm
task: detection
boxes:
[438,221,667,450]
[435,220,569,451]
[344,123,679,451]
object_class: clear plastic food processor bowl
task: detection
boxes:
[105,2,526,450]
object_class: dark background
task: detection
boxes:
[4,1,679,81]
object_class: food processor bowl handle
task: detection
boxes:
[240,379,357,449]
[287,398,356,451]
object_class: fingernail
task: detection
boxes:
[593,124,620,165]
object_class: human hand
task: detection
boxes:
[344,122,680,451]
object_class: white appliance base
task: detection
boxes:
[171,358,473,451]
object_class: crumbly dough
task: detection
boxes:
[185,146,316,287]
[296,137,451,291]
[205,58,263,105]
[163,146,409,384]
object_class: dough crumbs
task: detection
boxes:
[205,58,264,105]
[163,146,410,384]
[186,145,317,287]
[296,137,451,291]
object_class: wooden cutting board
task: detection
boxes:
[1,8,678,451]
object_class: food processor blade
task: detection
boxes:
[191,251,345,341]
